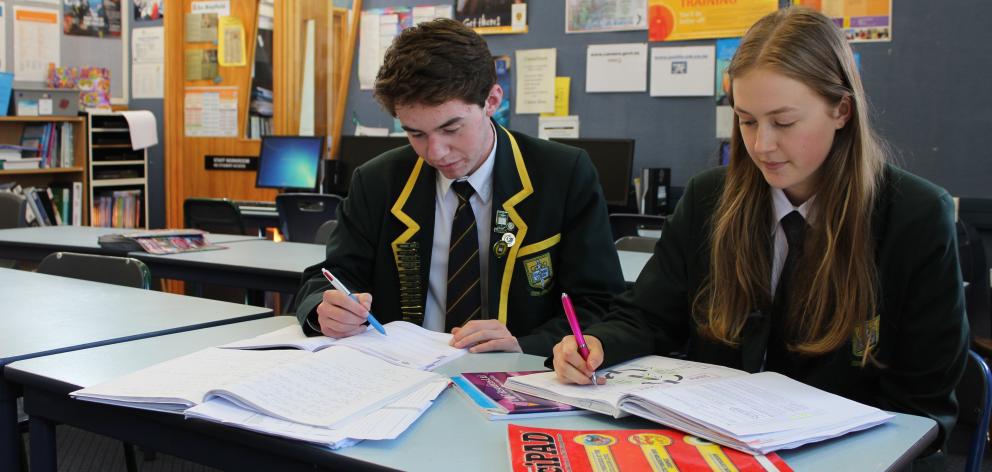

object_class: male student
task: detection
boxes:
[294,18,624,356]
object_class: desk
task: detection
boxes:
[617,249,652,284]
[9,337,936,472]
[0,226,260,262]
[0,268,273,471]
[131,239,324,293]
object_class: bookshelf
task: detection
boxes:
[87,111,149,229]
[0,116,89,225]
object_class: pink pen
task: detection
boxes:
[561,293,598,385]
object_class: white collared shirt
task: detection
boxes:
[422,124,497,332]
[770,188,815,296]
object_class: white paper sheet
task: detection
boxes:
[355,123,389,137]
[650,45,715,97]
[515,48,556,114]
[586,43,647,93]
[13,6,60,82]
[191,0,229,16]
[538,115,580,140]
[132,26,164,64]
[184,86,238,137]
[120,110,159,150]
[0,3,6,72]
[357,12,380,90]
[132,63,164,99]
[716,105,734,139]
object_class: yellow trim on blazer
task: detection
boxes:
[517,233,561,257]
[497,128,533,325]
[389,158,426,255]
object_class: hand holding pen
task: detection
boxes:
[559,293,601,386]
[317,269,386,335]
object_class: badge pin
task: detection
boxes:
[493,240,509,258]
[494,210,510,233]
[501,232,516,247]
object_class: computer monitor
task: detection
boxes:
[255,135,325,191]
[329,136,409,195]
[551,138,635,208]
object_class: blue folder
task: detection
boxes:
[0,72,13,117]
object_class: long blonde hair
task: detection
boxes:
[695,7,887,355]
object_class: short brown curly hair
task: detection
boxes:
[373,19,496,116]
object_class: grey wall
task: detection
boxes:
[344,0,992,197]
[127,18,165,229]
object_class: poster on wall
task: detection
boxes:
[792,0,891,42]
[0,3,6,72]
[565,0,647,34]
[185,86,238,137]
[63,0,122,38]
[493,55,511,127]
[357,6,451,90]
[647,0,777,42]
[455,0,527,35]
[133,0,163,21]
[14,6,60,83]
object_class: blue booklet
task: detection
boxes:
[0,72,12,116]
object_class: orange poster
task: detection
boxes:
[648,0,778,42]
[793,0,892,42]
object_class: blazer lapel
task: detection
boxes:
[488,124,533,325]
[389,157,436,323]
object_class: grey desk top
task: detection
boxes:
[0,226,259,258]
[617,249,652,283]
[6,327,936,472]
[0,268,272,365]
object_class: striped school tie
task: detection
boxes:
[445,180,483,332]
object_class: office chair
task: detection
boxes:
[183,197,248,235]
[276,193,343,243]
[34,252,151,472]
[614,236,657,253]
[960,197,992,269]
[955,350,992,472]
[958,220,991,340]
[313,219,339,245]
[608,213,666,242]
[0,192,27,269]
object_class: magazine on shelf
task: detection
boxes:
[505,355,893,454]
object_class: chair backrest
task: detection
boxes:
[960,197,992,266]
[38,252,151,289]
[0,192,27,229]
[614,236,657,253]
[608,213,666,242]
[960,350,992,472]
[184,197,247,235]
[276,193,343,243]
[313,219,338,245]
[958,220,991,340]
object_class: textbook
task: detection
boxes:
[505,355,893,454]
[220,320,467,371]
[451,371,591,420]
[508,424,794,472]
[72,346,449,447]
[96,229,223,255]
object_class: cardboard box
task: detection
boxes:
[13,88,79,117]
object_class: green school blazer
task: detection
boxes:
[295,123,625,356]
[586,164,969,451]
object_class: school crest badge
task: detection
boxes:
[523,253,553,295]
[852,315,880,361]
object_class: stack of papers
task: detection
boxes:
[72,321,468,448]
[506,356,893,455]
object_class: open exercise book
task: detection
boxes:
[219,320,465,370]
[71,322,467,448]
[505,356,893,455]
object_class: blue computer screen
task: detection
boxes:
[255,136,324,190]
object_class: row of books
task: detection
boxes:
[92,189,143,228]
[13,122,76,169]
[0,181,83,226]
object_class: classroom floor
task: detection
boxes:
[22,426,217,472]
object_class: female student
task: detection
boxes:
[552,6,968,463]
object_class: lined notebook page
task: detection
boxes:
[205,346,444,428]
[71,348,307,411]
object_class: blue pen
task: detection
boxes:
[321,268,387,335]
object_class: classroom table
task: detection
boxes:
[617,249,652,284]
[0,268,273,471]
[8,324,936,472]
[0,226,260,262]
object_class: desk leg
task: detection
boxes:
[0,378,22,472]
[29,416,56,472]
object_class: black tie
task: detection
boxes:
[767,210,807,373]
[445,181,483,332]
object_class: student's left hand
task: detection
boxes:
[449,320,522,353]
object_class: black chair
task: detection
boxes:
[958,220,991,340]
[276,193,343,243]
[951,350,992,472]
[34,252,150,472]
[608,213,666,242]
[184,197,247,235]
[614,235,657,253]
[313,219,338,245]
[0,192,27,228]
[960,197,992,268]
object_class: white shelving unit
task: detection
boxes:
[87,111,149,228]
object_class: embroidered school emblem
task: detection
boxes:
[523,253,553,295]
